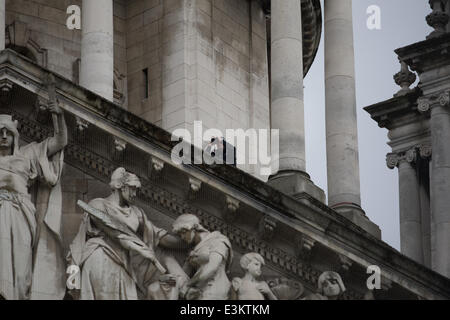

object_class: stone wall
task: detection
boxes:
[125,0,164,124]
[5,0,81,79]
[5,0,128,102]
[5,0,271,178]
[124,0,270,140]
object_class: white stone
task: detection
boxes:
[324,0,362,208]
[80,0,114,101]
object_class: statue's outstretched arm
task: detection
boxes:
[47,100,68,157]
[159,233,189,250]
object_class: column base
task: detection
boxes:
[268,170,326,204]
[332,203,381,239]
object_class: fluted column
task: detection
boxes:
[0,0,5,51]
[270,0,305,173]
[324,1,364,214]
[80,0,114,101]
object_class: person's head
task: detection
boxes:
[172,214,207,244]
[240,252,264,278]
[0,115,19,155]
[109,167,141,205]
[318,271,346,298]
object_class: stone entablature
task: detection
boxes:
[2,49,450,299]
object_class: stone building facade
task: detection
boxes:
[366,0,450,278]
[0,0,449,300]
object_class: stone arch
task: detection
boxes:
[5,21,48,68]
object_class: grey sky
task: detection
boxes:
[304,0,433,249]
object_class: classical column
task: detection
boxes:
[270,0,305,173]
[324,0,362,213]
[0,0,5,51]
[417,145,432,267]
[389,150,424,264]
[422,93,450,276]
[80,0,114,101]
[268,0,325,202]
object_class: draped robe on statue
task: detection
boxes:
[69,199,168,300]
[0,138,65,300]
[185,231,233,300]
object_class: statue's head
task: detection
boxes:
[109,167,141,205]
[317,271,346,298]
[172,214,207,244]
[0,115,19,155]
[240,252,264,278]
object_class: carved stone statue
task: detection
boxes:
[67,167,184,300]
[305,271,346,300]
[231,252,277,300]
[147,274,180,300]
[0,103,68,300]
[172,214,233,300]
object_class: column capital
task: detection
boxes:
[417,91,450,113]
[387,144,432,169]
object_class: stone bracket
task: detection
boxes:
[258,215,277,241]
[0,78,14,93]
[295,234,316,261]
[114,137,127,152]
[338,254,353,274]
[149,156,165,179]
[112,137,126,161]
[224,195,240,222]
[75,116,89,132]
[187,177,202,200]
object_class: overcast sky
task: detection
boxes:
[303,0,433,249]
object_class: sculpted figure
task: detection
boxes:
[68,167,184,300]
[231,252,277,300]
[305,271,346,300]
[172,214,233,300]
[0,104,68,300]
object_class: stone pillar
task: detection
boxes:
[397,150,424,264]
[80,0,114,101]
[270,0,305,173]
[0,0,5,51]
[268,0,325,203]
[324,0,361,211]
[429,95,450,276]
[323,0,379,237]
